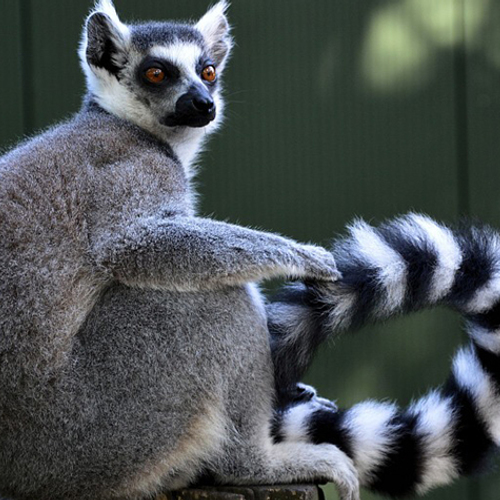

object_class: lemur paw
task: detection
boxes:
[292,383,338,411]
[314,444,360,500]
[294,245,341,282]
[294,382,317,402]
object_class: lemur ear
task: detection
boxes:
[80,0,130,76]
[196,1,233,71]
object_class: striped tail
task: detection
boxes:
[269,213,500,398]
[273,318,500,496]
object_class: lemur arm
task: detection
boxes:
[90,215,339,291]
[268,213,500,401]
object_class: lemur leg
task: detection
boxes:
[268,285,337,405]
[269,214,500,401]
[211,435,360,500]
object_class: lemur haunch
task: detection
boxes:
[0,2,499,500]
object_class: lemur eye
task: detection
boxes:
[201,65,216,83]
[145,67,165,84]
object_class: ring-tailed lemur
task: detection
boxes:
[0,2,356,500]
[0,2,498,500]
[269,214,500,497]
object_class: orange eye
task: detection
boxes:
[145,67,165,84]
[201,65,216,83]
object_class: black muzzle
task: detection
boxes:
[162,85,216,128]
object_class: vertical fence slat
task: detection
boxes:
[25,1,89,132]
[465,0,500,497]
[467,0,500,226]
[0,1,25,149]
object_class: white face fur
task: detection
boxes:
[79,0,232,170]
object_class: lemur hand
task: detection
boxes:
[294,244,341,282]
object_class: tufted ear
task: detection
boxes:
[196,1,233,71]
[80,0,130,76]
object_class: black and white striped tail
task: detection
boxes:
[269,213,500,396]
[331,214,500,325]
[269,213,500,495]
[274,321,500,497]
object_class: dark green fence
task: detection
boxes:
[1,1,500,499]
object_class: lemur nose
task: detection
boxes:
[193,96,215,114]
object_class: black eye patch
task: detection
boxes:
[196,57,215,74]
[137,57,181,88]
[196,57,218,87]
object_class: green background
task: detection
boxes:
[1,1,500,499]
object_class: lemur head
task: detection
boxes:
[79,0,232,163]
